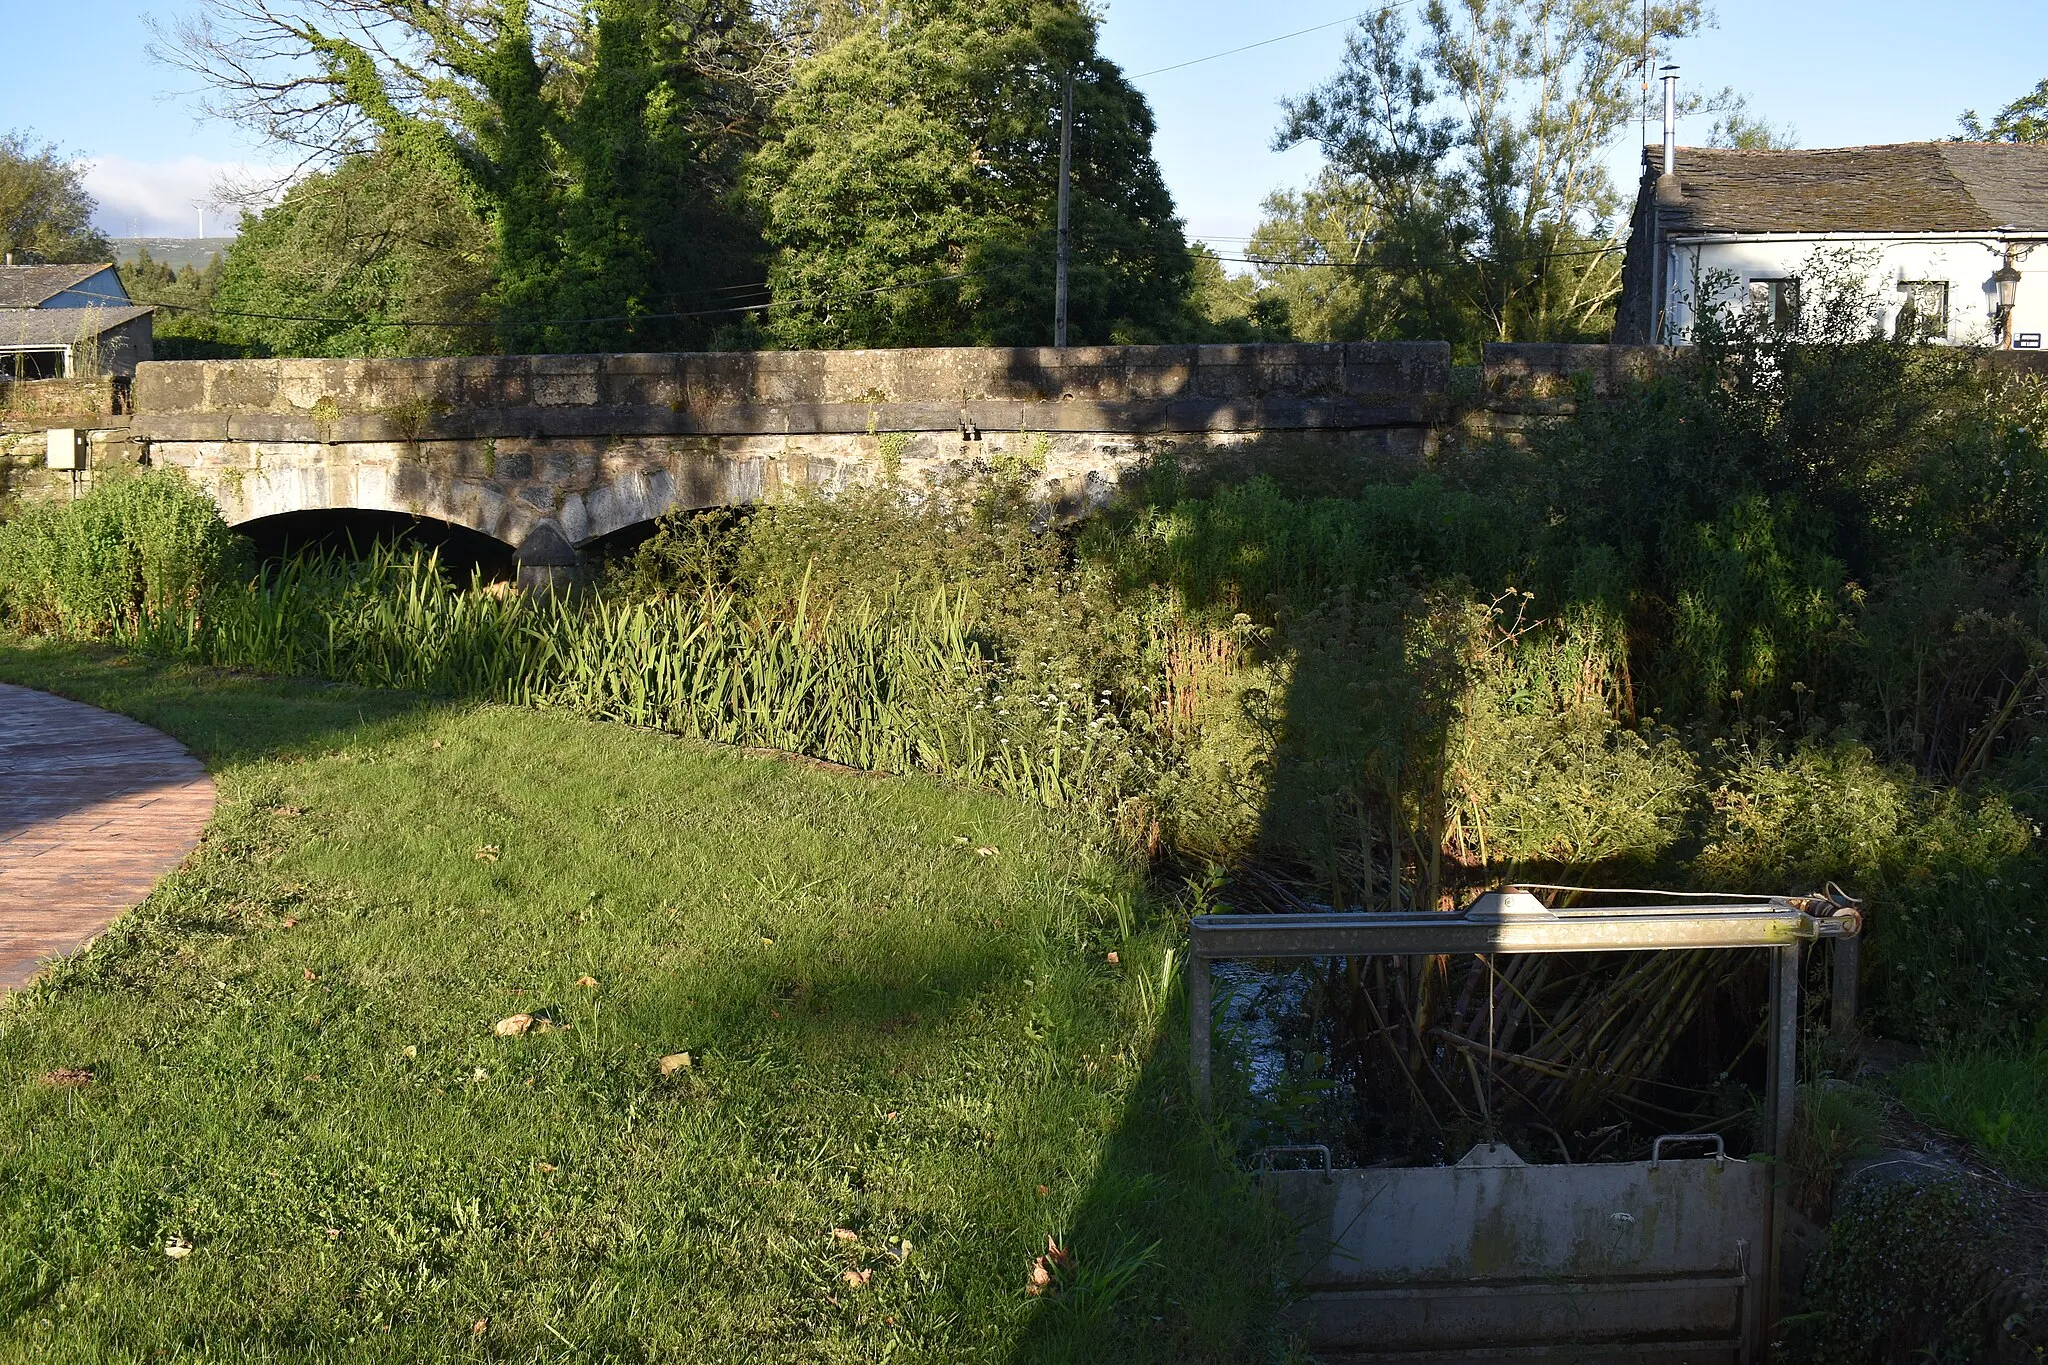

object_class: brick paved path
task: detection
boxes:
[0,684,215,991]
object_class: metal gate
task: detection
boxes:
[1189,889,1864,1361]
[1265,1137,1766,1362]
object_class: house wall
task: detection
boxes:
[39,268,131,309]
[1661,235,2045,346]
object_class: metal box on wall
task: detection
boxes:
[45,429,87,471]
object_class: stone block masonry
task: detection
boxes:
[108,341,1722,584]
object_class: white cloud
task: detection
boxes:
[82,155,291,238]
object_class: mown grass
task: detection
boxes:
[0,640,1287,1363]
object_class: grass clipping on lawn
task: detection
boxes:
[0,643,1284,1362]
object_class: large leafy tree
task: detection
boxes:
[747,0,1195,348]
[209,150,495,357]
[159,0,771,351]
[0,133,111,265]
[1267,0,1706,345]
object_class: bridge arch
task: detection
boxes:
[235,508,519,582]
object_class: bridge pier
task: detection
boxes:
[515,522,582,594]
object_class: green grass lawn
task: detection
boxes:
[0,641,1286,1362]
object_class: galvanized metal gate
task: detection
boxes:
[1190,890,1863,1361]
[1265,1137,1766,1362]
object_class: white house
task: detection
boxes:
[1614,140,2048,348]
[0,263,155,379]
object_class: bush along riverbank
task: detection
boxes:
[7,270,2048,1349]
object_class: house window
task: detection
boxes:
[1,349,67,380]
[1897,280,1950,340]
[1748,277,1801,328]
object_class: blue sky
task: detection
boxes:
[3,0,2047,239]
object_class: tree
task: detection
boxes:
[1243,169,1469,342]
[1270,0,1707,345]
[1960,78,2048,143]
[156,0,772,351]
[0,133,111,264]
[210,149,495,357]
[1707,102,1796,151]
[746,0,1196,348]
[1187,243,1291,340]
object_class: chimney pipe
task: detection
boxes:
[1661,65,1680,176]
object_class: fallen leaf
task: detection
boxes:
[163,1236,194,1260]
[471,1318,488,1336]
[430,740,443,750]
[975,846,998,857]
[885,1111,900,1120]
[303,1072,320,1082]
[884,1315,896,1326]
[495,1014,535,1037]
[1036,1185,1050,1197]
[38,1068,93,1088]
[275,806,304,818]
[761,937,775,947]
[840,1268,873,1289]
[1026,1258,1052,1295]
[537,1162,558,1173]
[658,1052,692,1075]
[575,975,599,988]
[471,1068,490,1082]
[1046,1236,1071,1269]
[281,917,298,929]
[1105,951,1119,965]
[303,968,317,982]
[326,1227,340,1239]
[403,1045,417,1059]
[831,1228,859,1242]
[885,1239,911,1264]
[474,845,501,863]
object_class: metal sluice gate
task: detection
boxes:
[1188,889,1864,1363]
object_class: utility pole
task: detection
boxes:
[1054,67,1073,348]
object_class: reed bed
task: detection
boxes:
[129,545,1117,809]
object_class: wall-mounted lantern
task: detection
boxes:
[1994,254,2023,346]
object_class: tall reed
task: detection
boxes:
[133,545,1116,808]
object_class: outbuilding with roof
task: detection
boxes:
[0,261,154,379]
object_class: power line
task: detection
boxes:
[1209,242,1626,273]
[1127,4,1407,81]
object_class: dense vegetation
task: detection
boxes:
[6,295,2046,1066]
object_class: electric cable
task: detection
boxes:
[1127,3,1411,80]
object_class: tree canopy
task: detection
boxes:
[747,0,1195,348]
[1253,0,1707,346]
[1961,78,2048,143]
[160,0,772,352]
[0,133,111,265]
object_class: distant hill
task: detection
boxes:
[111,238,237,273]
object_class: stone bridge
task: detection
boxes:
[128,343,1469,583]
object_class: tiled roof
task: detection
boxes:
[0,306,155,347]
[0,264,114,308]
[1650,142,2048,235]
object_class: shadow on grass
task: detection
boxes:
[1007,1002,1295,1364]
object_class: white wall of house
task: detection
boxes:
[1659,234,2048,347]
[38,268,130,309]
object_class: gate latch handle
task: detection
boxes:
[1651,1133,1727,1168]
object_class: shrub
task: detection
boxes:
[0,471,245,637]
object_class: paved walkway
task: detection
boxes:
[0,684,215,991]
